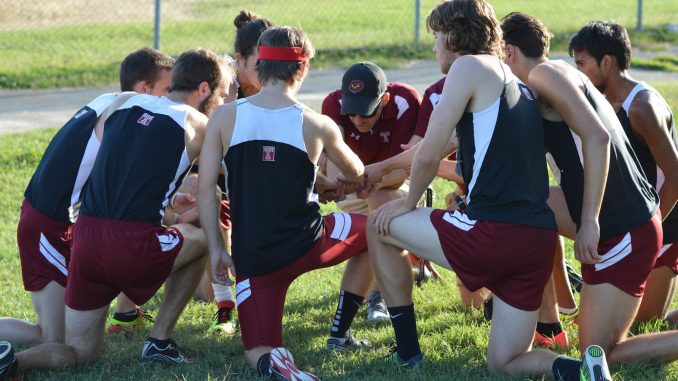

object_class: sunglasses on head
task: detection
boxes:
[347,106,379,119]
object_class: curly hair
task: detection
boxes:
[426,0,503,58]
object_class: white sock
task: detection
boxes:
[212,283,234,303]
[559,306,578,315]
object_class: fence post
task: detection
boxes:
[414,0,421,48]
[154,0,161,49]
[637,0,643,31]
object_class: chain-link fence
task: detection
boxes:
[0,0,675,89]
[0,0,432,89]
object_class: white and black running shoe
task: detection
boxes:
[140,338,187,364]
[270,347,319,381]
[580,345,612,381]
[326,329,371,352]
[0,341,17,381]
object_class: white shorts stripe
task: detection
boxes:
[442,210,477,232]
[39,233,68,276]
[330,212,352,241]
[235,279,251,307]
[156,231,181,252]
[658,243,672,258]
[595,232,632,271]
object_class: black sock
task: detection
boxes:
[552,356,581,381]
[387,304,421,361]
[330,290,364,339]
[256,353,271,377]
[537,321,563,337]
[147,336,171,347]
[114,308,139,322]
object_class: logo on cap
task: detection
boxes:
[349,80,364,94]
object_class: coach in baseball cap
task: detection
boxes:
[340,61,388,117]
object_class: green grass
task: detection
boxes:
[633,55,678,73]
[1,0,677,89]
[1,82,677,379]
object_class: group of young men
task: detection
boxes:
[1,1,677,380]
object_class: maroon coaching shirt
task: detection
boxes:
[415,76,456,161]
[415,76,446,138]
[322,82,420,165]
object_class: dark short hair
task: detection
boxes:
[569,20,631,70]
[234,10,274,58]
[119,47,174,91]
[170,48,225,93]
[501,12,551,58]
[426,0,503,57]
[256,27,315,86]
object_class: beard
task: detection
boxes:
[198,92,221,116]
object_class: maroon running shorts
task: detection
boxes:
[430,209,558,311]
[65,215,183,310]
[581,212,662,297]
[235,212,367,350]
[17,199,71,291]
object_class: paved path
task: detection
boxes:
[1,57,676,134]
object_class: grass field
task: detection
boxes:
[0,81,677,380]
[1,0,677,89]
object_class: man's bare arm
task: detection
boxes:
[405,57,476,208]
[628,92,678,219]
[198,103,236,285]
[530,64,610,264]
[318,116,365,183]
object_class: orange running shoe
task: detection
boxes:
[533,330,570,350]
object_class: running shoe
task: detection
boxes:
[566,263,583,293]
[384,348,424,370]
[0,341,17,381]
[140,338,187,364]
[580,345,612,381]
[108,308,154,333]
[207,307,235,335]
[367,292,390,322]
[326,329,371,352]
[270,347,319,381]
[534,330,570,350]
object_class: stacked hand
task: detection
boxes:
[335,173,375,199]
[170,192,200,225]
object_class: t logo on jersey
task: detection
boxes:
[137,113,155,126]
[350,132,360,141]
[262,146,276,161]
[380,131,391,142]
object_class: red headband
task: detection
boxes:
[258,46,308,62]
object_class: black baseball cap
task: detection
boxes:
[340,61,387,116]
